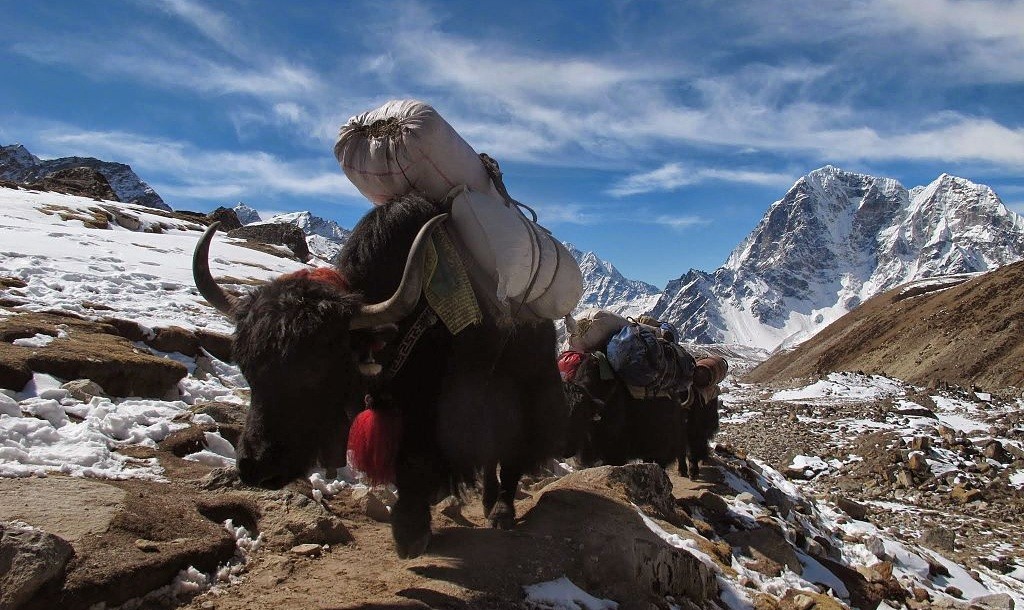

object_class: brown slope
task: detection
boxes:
[745,260,1024,390]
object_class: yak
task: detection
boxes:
[564,352,719,479]
[193,193,568,558]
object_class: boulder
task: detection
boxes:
[60,379,108,402]
[206,207,243,231]
[969,593,1016,609]
[0,522,75,610]
[920,527,955,552]
[26,166,118,201]
[228,223,310,262]
[528,464,718,605]
[725,526,802,577]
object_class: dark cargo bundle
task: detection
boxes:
[605,321,696,398]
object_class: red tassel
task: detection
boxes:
[347,405,401,485]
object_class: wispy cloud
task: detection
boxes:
[609,163,796,197]
[358,2,1024,173]
[151,0,246,57]
[35,128,361,203]
[526,202,601,226]
[653,215,712,231]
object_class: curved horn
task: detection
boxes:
[350,213,449,330]
[192,222,238,318]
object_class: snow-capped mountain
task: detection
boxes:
[0,144,169,211]
[232,203,262,225]
[252,210,352,263]
[651,166,1024,351]
[565,243,662,318]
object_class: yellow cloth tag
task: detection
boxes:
[424,229,482,334]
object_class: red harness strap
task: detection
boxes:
[283,267,350,291]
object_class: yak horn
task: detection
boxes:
[192,222,238,318]
[350,213,449,330]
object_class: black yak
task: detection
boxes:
[563,352,719,479]
[193,193,568,558]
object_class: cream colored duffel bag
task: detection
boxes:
[335,99,499,204]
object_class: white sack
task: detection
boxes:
[566,309,629,353]
[522,230,584,319]
[449,186,535,304]
[335,100,498,204]
[449,186,584,319]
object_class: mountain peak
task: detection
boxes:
[568,245,661,318]
[654,168,1024,350]
[0,143,168,211]
[232,203,262,225]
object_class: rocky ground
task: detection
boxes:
[4,365,1024,610]
[717,373,1024,607]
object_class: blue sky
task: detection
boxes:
[2,0,1023,287]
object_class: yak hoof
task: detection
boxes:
[395,529,431,559]
[487,500,515,530]
[392,501,432,559]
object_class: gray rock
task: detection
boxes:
[0,521,75,609]
[724,526,802,576]
[61,379,108,402]
[834,495,868,521]
[969,593,1015,609]
[228,223,310,262]
[920,526,956,551]
[206,207,242,231]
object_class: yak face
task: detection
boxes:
[232,275,378,487]
[192,208,449,488]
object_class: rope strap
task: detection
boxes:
[386,305,439,377]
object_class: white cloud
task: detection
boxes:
[356,9,1024,175]
[152,0,244,56]
[609,163,796,196]
[653,215,712,231]
[36,128,362,203]
[527,202,600,226]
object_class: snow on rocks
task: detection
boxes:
[718,372,1024,607]
[0,187,305,335]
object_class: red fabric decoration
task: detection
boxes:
[283,267,350,291]
[557,350,586,382]
[347,403,401,484]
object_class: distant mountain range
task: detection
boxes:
[0,144,169,211]
[8,143,1021,353]
[564,244,662,318]
[231,204,351,263]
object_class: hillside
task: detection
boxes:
[745,262,1024,390]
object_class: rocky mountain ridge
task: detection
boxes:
[0,144,169,211]
[650,166,1024,352]
[565,243,663,318]
[232,205,351,264]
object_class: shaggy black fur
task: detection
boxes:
[230,193,568,558]
[565,353,719,478]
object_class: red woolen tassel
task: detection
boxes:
[347,402,401,485]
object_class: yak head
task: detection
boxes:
[192,215,446,487]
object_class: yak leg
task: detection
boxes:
[481,460,500,518]
[487,461,522,530]
[678,408,693,478]
[392,453,442,559]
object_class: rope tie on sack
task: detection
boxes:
[478,152,549,322]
